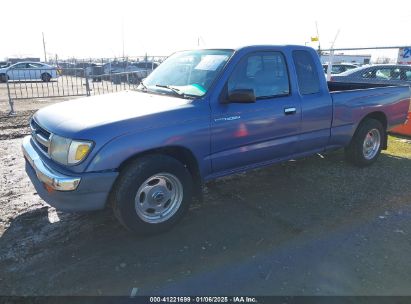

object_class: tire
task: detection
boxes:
[110,154,193,235]
[345,118,385,167]
[0,74,8,83]
[41,73,51,82]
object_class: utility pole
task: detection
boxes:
[198,36,206,48]
[315,22,321,55]
[326,29,341,81]
[122,19,125,60]
[42,32,47,62]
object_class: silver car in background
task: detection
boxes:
[0,62,59,82]
[330,64,411,85]
[322,63,358,74]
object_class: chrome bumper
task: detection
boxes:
[22,136,81,191]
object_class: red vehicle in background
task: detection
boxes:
[391,110,411,136]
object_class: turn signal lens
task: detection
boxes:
[75,144,91,161]
[68,141,93,164]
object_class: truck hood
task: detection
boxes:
[34,90,194,137]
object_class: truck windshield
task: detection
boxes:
[140,49,233,98]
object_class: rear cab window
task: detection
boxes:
[292,50,320,95]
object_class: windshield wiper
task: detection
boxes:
[155,84,196,99]
[155,84,183,95]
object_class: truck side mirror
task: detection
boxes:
[224,89,256,104]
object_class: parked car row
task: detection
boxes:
[0,60,160,83]
[55,60,159,83]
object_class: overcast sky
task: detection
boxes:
[2,0,411,60]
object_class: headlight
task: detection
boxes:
[49,135,71,164]
[49,134,93,165]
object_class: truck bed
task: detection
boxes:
[327,83,410,150]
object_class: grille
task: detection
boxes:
[30,118,51,153]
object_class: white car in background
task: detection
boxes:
[0,62,59,82]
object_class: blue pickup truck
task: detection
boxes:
[23,45,410,235]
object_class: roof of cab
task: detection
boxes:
[235,44,314,51]
[195,45,316,52]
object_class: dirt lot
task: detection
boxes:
[1,96,411,296]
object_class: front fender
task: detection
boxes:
[85,122,211,179]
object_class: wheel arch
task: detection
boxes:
[118,146,203,201]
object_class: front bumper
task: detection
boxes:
[22,136,118,211]
[22,136,81,191]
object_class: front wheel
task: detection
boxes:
[41,73,51,82]
[345,118,385,167]
[110,154,193,235]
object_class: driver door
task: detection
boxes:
[210,51,301,173]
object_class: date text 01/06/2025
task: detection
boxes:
[149,296,257,303]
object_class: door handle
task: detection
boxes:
[284,107,297,115]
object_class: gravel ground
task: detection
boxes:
[0,99,411,296]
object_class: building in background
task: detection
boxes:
[320,53,371,65]
[7,57,41,64]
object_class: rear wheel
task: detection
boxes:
[41,73,51,82]
[110,154,193,235]
[345,118,385,167]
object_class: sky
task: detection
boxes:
[2,0,411,60]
